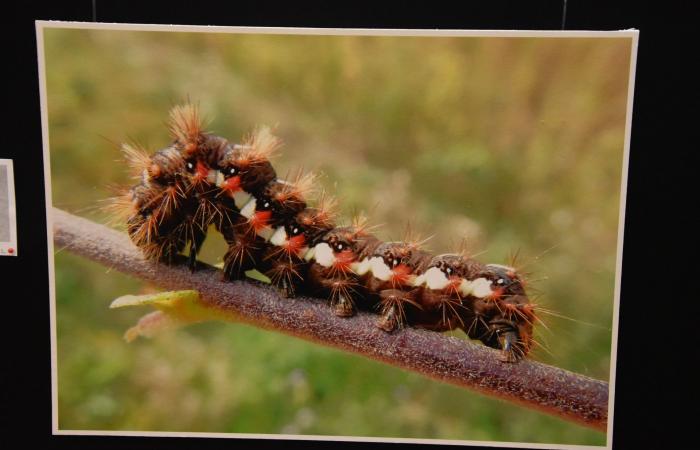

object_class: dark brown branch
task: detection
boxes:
[52,207,609,432]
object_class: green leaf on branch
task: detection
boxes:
[110,290,237,342]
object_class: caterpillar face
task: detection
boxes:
[470,265,534,362]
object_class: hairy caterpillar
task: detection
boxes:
[112,103,538,362]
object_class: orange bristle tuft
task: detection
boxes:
[101,189,137,227]
[168,103,206,146]
[121,143,152,178]
[401,224,432,251]
[350,213,381,237]
[312,191,338,224]
[276,169,317,204]
[240,125,282,162]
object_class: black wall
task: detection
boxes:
[5,2,692,449]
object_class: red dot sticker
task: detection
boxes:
[8,248,13,254]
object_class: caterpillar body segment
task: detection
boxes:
[258,205,336,298]
[304,225,383,317]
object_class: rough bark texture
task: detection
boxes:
[52,207,609,432]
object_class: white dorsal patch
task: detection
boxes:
[412,273,426,287]
[313,243,336,267]
[215,170,225,187]
[239,198,256,219]
[232,191,252,209]
[370,257,392,281]
[459,277,493,298]
[257,226,274,241]
[423,267,451,290]
[206,169,218,184]
[471,278,493,298]
[269,226,288,246]
[303,246,316,261]
[458,279,470,297]
[351,257,372,275]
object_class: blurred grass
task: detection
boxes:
[44,28,632,445]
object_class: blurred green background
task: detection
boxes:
[44,27,632,445]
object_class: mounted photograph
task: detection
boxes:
[37,22,638,448]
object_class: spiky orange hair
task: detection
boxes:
[237,125,282,163]
[168,103,206,148]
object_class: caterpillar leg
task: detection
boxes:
[222,234,261,281]
[333,293,354,317]
[187,227,207,272]
[377,305,398,332]
[479,319,527,363]
[376,289,408,332]
[265,260,303,298]
[498,330,520,363]
[329,278,356,317]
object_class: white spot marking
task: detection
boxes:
[303,246,316,261]
[233,191,252,209]
[350,257,372,275]
[471,278,494,298]
[257,226,274,241]
[459,278,493,298]
[269,226,288,246]
[214,170,225,187]
[239,198,256,219]
[313,243,336,267]
[369,257,392,281]
[423,266,451,290]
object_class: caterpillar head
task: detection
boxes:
[476,264,534,362]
